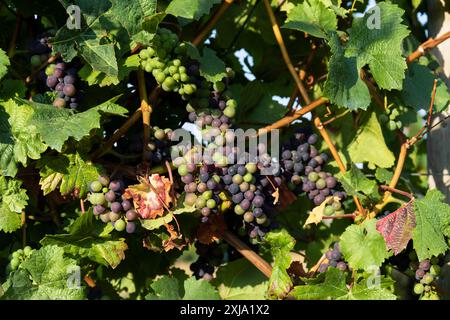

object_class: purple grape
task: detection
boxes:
[126,210,137,221]
[93,205,105,215]
[121,200,132,211]
[110,202,122,213]
[126,221,136,233]
[64,75,75,84]
[109,180,122,192]
[105,190,116,202]
[252,195,264,208]
[46,76,58,88]
[63,84,76,97]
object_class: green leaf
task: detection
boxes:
[412,189,450,261]
[0,176,27,232]
[38,152,103,197]
[282,0,337,39]
[0,80,26,99]
[348,111,395,168]
[1,245,85,300]
[25,96,127,152]
[198,48,227,83]
[0,100,48,177]
[350,281,396,300]
[345,2,410,90]
[336,164,378,201]
[183,277,220,300]
[291,268,348,299]
[165,0,221,21]
[340,219,391,271]
[79,40,119,77]
[402,62,450,112]
[213,259,268,300]
[40,209,128,268]
[266,229,295,299]
[375,167,393,184]
[145,276,220,300]
[108,0,157,37]
[0,48,10,80]
[324,33,371,110]
[145,276,181,300]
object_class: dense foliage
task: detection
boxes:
[0,0,449,300]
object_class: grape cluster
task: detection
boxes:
[318,243,349,273]
[139,28,197,94]
[280,131,346,206]
[379,106,408,131]
[6,246,35,272]
[190,242,225,281]
[88,176,138,234]
[410,256,441,300]
[44,62,80,109]
[28,33,52,67]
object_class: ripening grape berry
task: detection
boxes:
[109,180,122,192]
[105,190,116,202]
[100,213,110,223]
[415,269,425,280]
[89,193,106,205]
[114,219,126,232]
[109,211,121,222]
[121,200,132,211]
[419,260,431,271]
[93,205,105,215]
[90,181,103,193]
[110,202,122,213]
[126,210,138,221]
[429,265,440,276]
[421,274,434,285]
[336,261,347,271]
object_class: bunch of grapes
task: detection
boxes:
[318,243,349,273]
[379,105,408,131]
[87,176,138,234]
[280,130,346,206]
[6,246,35,272]
[410,257,441,300]
[139,28,197,94]
[190,242,225,281]
[44,62,80,109]
[28,33,52,67]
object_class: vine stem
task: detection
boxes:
[407,30,450,63]
[91,87,160,160]
[137,69,152,164]
[221,230,272,278]
[192,0,234,46]
[379,185,413,199]
[21,210,26,248]
[322,214,356,220]
[314,117,365,215]
[262,0,311,105]
[258,97,328,135]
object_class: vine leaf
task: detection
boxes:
[340,219,391,271]
[291,268,348,299]
[348,111,395,168]
[0,48,10,80]
[1,245,85,299]
[266,229,295,299]
[412,190,450,261]
[40,209,128,268]
[304,196,339,227]
[375,167,393,184]
[0,100,48,177]
[37,153,104,197]
[345,2,410,90]
[212,258,268,300]
[282,0,337,39]
[323,32,371,110]
[376,199,416,255]
[336,164,378,201]
[145,276,220,300]
[165,0,221,21]
[0,176,28,233]
[198,48,227,83]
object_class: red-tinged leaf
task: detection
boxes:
[376,199,416,255]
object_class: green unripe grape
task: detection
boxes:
[144,64,153,73]
[206,199,217,209]
[316,178,326,189]
[147,47,155,57]
[195,197,206,209]
[90,181,103,192]
[243,173,253,183]
[226,99,237,108]
[331,201,342,210]
[234,205,245,215]
[139,50,150,60]
[102,187,109,193]
[213,81,225,92]
[114,219,126,232]
[178,88,185,95]
[391,108,399,117]
[168,65,178,75]
[430,256,439,264]
[308,172,319,182]
[12,251,20,260]
[17,249,23,255]
[223,106,236,118]
[172,59,181,66]
[256,214,267,225]
[154,129,166,140]
[173,73,180,81]
[430,265,440,276]
[178,164,188,176]
[388,120,397,130]
[334,209,345,215]
[89,193,106,205]
[232,174,243,184]
[10,258,19,270]
[395,120,402,128]
[23,246,32,256]
[162,77,176,91]
[202,190,213,200]
[179,66,186,73]
[226,67,235,78]
[389,113,397,120]
[45,64,56,76]
[183,84,195,95]
[155,71,166,83]
[212,175,221,184]
[379,114,389,123]
[31,55,41,67]
[324,205,335,216]
[422,274,434,285]
[245,163,257,174]
[413,283,424,295]
[428,293,439,300]
[180,73,189,82]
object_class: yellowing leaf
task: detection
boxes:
[304,196,339,227]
